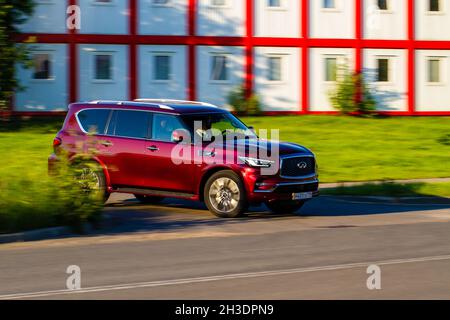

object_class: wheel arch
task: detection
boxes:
[198,166,246,202]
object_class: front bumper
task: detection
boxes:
[242,167,320,203]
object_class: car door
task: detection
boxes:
[96,109,150,188]
[142,113,195,194]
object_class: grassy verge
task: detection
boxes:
[244,115,450,183]
[0,117,102,234]
[321,182,450,198]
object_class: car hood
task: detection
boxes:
[213,138,314,158]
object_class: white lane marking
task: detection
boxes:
[2,254,450,300]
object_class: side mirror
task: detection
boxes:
[171,128,191,144]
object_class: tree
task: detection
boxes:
[0,0,35,113]
[328,65,377,116]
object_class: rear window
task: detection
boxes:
[107,110,150,139]
[77,109,111,134]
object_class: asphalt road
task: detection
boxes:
[1,194,450,300]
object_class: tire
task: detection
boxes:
[266,200,305,214]
[134,194,165,204]
[75,162,110,203]
[204,170,247,218]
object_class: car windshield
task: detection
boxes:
[181,112,257,140]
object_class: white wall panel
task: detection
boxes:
[363,49,408,111]
[139,0,187,35]
[363,0,407,40]
[19,0,67,34]
[78,44,129,102]
[78,0,128,34]
[416,0,450,40]
[15,44,68,112]
[197,0,245,36]
[138,45,188,100]
[197,46,245,107]
[309,48,355,111]
[254,47,301,111]
[254,0,301,38]
[310,0,355,39]
[416,50,450,111]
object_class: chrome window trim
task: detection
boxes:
[279,153,317,180]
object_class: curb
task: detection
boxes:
[0,217,113,245]
[0,226,71,244]
[321,177,450,189]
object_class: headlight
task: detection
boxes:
[239,156,275,168]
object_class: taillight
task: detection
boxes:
[53,137,62,152]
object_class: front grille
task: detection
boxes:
[274,182,319,193]
[280,156,316,178]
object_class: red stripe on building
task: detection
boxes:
[301,0,309,114]
[129,0,137,101]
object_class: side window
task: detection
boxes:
[77,109,111,134]
[152,114,186,142]
[108,110,150,139]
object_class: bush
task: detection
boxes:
[227,85,262,116]
[328,66,377,115]
[0,143,104,234]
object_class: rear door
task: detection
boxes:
[97,110,151,188]
[142,113,195,194]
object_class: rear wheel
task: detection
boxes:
[266,200,305,214]
[75,162,109,203]
[134,194,165,204]
[204,170,247,218]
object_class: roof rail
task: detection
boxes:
[134,99,217,108]
[88,100,174,110]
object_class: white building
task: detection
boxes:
[14,0,450,115]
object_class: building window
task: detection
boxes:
[210,55,228,81]
[323,0,335,9]
[429,0,441,12]
[32,53,52,80]
[211,0,226,6]
[428,58,441,83]
[267,56,282,81]
[94,54,113,81]
[268,0,281,7]
[376,58,390,82]
[152,0,169,5]
[153,54,171,81]
[377,0,388,10]
[325,57,337,82]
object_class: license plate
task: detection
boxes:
[292,192,313,200]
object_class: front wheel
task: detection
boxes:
[266,200,305,214]
[204,170,247,218]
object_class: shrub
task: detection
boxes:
[0,140,104,234]
[328,66,377,115]
[227,85,262,116]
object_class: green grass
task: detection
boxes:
[322,182,450,198]
[0,115,449,233]
[0,117,102,234]
[243,115,450,183]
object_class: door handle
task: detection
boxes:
[100,140,113,147]
[147,146,159,152]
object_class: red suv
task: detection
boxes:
[49,100,319,218]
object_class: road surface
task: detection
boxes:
[0,194,450,299]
